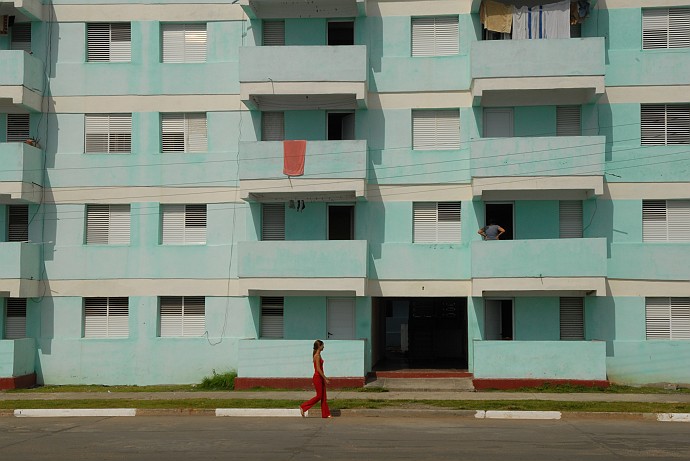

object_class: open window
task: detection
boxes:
[328,204,354,240]
[327,111,355,141]
[485,299,513,341]
[484,202,513,240]
[328,20,354,46]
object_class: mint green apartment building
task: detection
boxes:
[1,0,689,389]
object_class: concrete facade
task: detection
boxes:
[1,0,689,387]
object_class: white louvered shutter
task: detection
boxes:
[437,202,462,242]
[556,106,581,136]
[643,8,690,49]
[671,297,690,339]
[413,110,460,150]
[162,23,207,63]
[414,202,461,243]
[263,21,285,46]
[643,200,667,242]
[667,105,690,145]
[262,203,285,241]
[412,17,458,57]
[161,113,207,152]
[559,201,583,238]
[7,114,30,142]
[86,204,130,244]
[5,298,27,340]
[162,204,185,244]
[162,204,207,244]
[182,296,205,336]
[185,204,207,244]
[560,297,584,340]
[262,112,285,141]
[646,297,671,339]
[667,200,690,242]
[8,205,29,242]
[85,114,132,153]
[87,23,131,62]
[84,297,129,338]
[260,297,284,338]
[10,23,31,52]
[160,297,183,337]
[642,104,690,145]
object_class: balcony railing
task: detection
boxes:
[0,50,44,111]
[240,0,366,19]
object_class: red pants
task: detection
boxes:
[300,374,331,418]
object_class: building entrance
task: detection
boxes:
[373,297,468,370]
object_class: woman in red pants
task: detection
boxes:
[300,339,332,418]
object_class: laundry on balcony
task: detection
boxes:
[283,140,306,176]
[480,0,513,33]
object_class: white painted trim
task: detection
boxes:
[0,279,41,299]
[13,0,44,20]
[0,182,43,204]
[472,176,604,200]
[368,0,470,16]
[14,409,136,417]
[241,278,366,296]
[368,280,472,297]
[606,183,690,200]
[49,4,246,22]
[46,187,242,205]
[598,0,690,9]
[472,277,607,297]
[43,279,242,297]
[216,408,305,417]
[657,413,690,422]
[483,411,562,420]
[49,95,246,114]
[241,82,366,101]
[607,280,690,297]
[473,77,605,97]
[0,86,42,113]
[241,179,366,201]
[368,92,473,109]
[602,87,690,104]
[367,184,473,202]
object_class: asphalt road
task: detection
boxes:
[0,415,688,461]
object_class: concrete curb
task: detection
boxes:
[2,408,690,422]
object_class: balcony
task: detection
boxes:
[0,0,43,20]
[238,240,368,295]
[473,340,607,381]
[239,46,368,111]
[0,50,43,112]
[471,238,607,296]
[239,140,367,202]
[0,143,43,203]
[471,136,605,200]
[240,0,366,19]
[0,243,41,298]
[470,38,605,106]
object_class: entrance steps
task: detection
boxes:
[365,371,475,392]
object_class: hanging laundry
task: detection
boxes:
[543,0,571,39]
[480,0,513,34]
[283,140,306,176]
[578,0,591,20]
[570,1,581,25]
[512,5,545,40]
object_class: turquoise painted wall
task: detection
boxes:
[515,201,558,240]
[514,297,559,341]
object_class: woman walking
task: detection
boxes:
[300,340,332,418]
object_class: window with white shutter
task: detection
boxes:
[412,110,460,150]
[641,104,690,145]
[6,114,30,143]
[646,297,690,340]
[159,296,205,337]
[86,204,131,245]
[263,21,285,46]
[262,112,285,141]
[260,296,284,338]
[413,202,461,243]
[556,106,581,136]
[560,297,584,340]
[161,23,207,63]
[161,204,207,244]
[262,203,285,241]
[412,16,459,57]
[84,297,129,338]
[643,8,690,50]
[87,23,131,62]
[643,200,690,242]
[161,113,207,153]
[10,23,31,52]
[559,201,583,239]
[85,114,132,153]
[4,298,27,340]
[8,205,29,242]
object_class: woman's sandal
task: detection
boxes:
[300,408,306,418]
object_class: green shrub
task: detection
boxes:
[198,369,237,390]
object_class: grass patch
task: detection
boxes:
[5,384,198,393]
[2,398,690,414]
[197,370,237,391]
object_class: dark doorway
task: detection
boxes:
[328,205,354,240]
[327,112,355,140]
[485,299,514,340]
[485,202,514,240]
[327,21,354,46]
[375,297,468,370]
